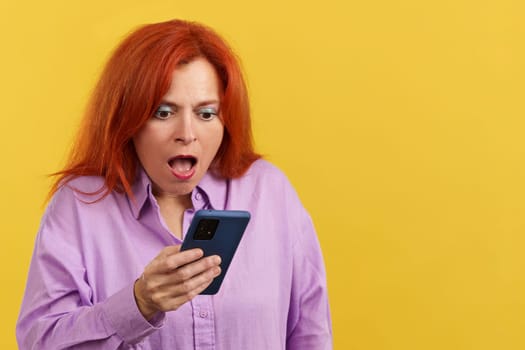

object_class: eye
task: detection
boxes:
[154,104,175,120]
[198,107,218,121]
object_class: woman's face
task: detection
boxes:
[133,58,224,199]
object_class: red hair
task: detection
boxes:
[50,19,260,201]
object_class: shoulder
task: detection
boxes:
[239,159,290,186]
[234,159,298,198]
[230,159,304,208]
[41,176,129,241]
[47,175,120,216]
[62,175,107,197]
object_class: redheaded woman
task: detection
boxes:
[17,19,332,349]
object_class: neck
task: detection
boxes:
[154,191,193,209]
[154,192,193,239]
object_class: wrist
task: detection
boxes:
[133,278,158,321]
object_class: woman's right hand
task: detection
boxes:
[133,245,221,320]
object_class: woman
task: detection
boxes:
[17,19,332,349]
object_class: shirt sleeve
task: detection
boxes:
[286,209,333,350]
[16,187,165,349]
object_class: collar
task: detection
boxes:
[195,169,228,210]
[128,166,228,219]
[128,166,152,219]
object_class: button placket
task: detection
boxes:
[191,296,215,350]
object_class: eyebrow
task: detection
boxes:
[159,100,220,108]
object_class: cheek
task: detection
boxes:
[212,127,225,152]
[133,131,161,167]
[132,133,149,159]
[133,125,165,153]
[202,127,224,162]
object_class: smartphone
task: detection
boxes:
[180,209,251,295]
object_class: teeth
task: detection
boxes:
[170,158,194,172]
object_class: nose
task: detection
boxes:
[174,113,197,145]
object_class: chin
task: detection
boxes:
[169,182,197,196]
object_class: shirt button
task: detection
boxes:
[199,311,208,318]
[195,192,202,201]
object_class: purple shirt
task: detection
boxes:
[17,159,332,349]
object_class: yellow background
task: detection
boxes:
[1,0,524,349]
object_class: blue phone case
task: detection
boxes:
[180,209,250,295]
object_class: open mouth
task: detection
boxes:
[168,155,197,173]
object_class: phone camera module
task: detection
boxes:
[193,218,219,240]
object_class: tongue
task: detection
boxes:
[171,158,193,172]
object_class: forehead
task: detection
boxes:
[163,58,221,102]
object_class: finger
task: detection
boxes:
[158,245,181,258]
[165,265,221,300]
[158,245,205,260]
[157,244,190,259]
[146,246,181,272]
[160,266,222,310]
[141,254,221,301]
[134,264,213,313]
[153,248,205,274]
[168,255,221,283]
